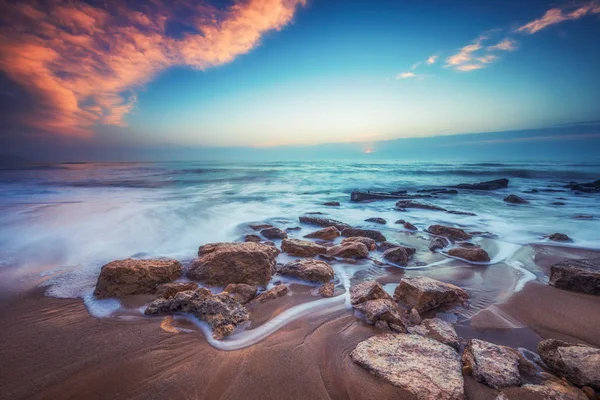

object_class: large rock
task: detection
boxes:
[462,339,521,389]
[341,228,386,242]
[408,318,460,350]
[281,238,326,257]
[429,236,449,251]
[350,281,393,305]
[383,247,412,266]
[549,258,600,295]
[303,226,340,240]
[298,216,350,231]
[223,283,257,304]
[318,282,335,297]
[351,334,465,400]
[396,200,447,211]
[451,178,509,191]
[260,227,288,239]
[365,217,387,224]
[506,377,589,400]
[538,339,600,389]
[279,259,334,283]
[353,299,411,333]
[94,259,182,298]
[144,289,249,339]
[394,276,469,312]
[447,247,491,262]
[504,194,528,204]
[155,282,198,299]
[327,242,369,259]
[188,242,278,286]
[252,284,289,303]
[341,236,376,250]
[427,225,471,241]
[547,233,571,242]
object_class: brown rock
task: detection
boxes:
[323,201,340,206]
[298,215,351,231]
[404,221,418,231]
[394,276,469,312]
[303,226,340,240]
[408,318,460,350]
[340,228,386,242]
[244,234,262,243]
[350,281,393,305]
[408,308,422,325]
[549,258,600,295]
[462,339,521,389]
[341,236,376,251]
[365,217,387,224]
[353,299,411,333]
[94,259,182,298]
[249,223,273,231]
[427,225,471,241]
[252,284,289,303]
[504,194,528,204]
[223,283,257,304]
[279,259,334,283]
[396,200,447,211]
[318,282,335,297]
[155,282,198,299]
[260,227,288,239]
[327,242,369,258]
[547,233,571,242]
[447,247,491,262]
[281,238,326,257]
[394,219,406,224]
[383,247,411,266]
[538,339,600,389]
[451,178,509,191]
[429,236,449,251]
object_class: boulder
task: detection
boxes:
[303,226,341,240]
[394,276,469,312]
[504,194,528,204]
[260,227,288,239]
[504,377,589,400]
[279,259,335,283]
[244,234,262,243]
[404,221,418,231]
[538,339,600,389]
[351,334,465,400]
[281,238,326,257]
[427,225,471,241]
[94,259,182,298]
[223,283,257,304]
[350,281,393,305]
[144,289,249,339]
[451,178,509,191]
[383,247,412,266]
[155,282,199,299]
[298,216,351,231]
[323,201,340,206]
[396,200,447,211]
[327,242,369,259]
[188,242,278,286]
[408,318,460,350]
[447,247,491,262]
[365,217,386,224]
[252,284,289,303]
[394,219,406,224]
[549,258,600,295]
[341,228,386,242]
[462,339,521,389]
[318,282,335,297]
[353,299,411,333]
[429,236,449,251]
[341,236,376,251]
[547,233,571,242]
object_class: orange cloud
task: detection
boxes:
[488,38,517,52]
[446,37,486,66]
[517,2,600,34]
[0,0,306,137]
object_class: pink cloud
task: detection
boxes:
[517,2,600,34]
[0,0,306,137]
[455,64,486,72]
[426,55,438,65]
[488,38,517,52]
[446,36,486,66]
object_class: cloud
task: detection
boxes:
[517,2,600,34]
[426,55,438,65]
[445,36,486,66]
[0,0,306,136]
[397,72,416,79]
[411,62,422,70]
[455,64,486,72]
[488,38,517,51]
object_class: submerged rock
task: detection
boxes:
[547,233,571,242]
[327,242,369,259]
[408,318,460,350]
[350,191,408,202]
[260,227,288,239]
[394,276,469,312]
[383,247,412,266]
[350,281,393,305]
[188,242,278,286]
[155,282,198,299]
[404,221,418,230]
[298,215,350,231]
[281,238,326,257]
[252,284,289,303]
[462,339,521,389]
[396,200,447,211]
[429,236,449,251]
[447,247,491,262]
[145,289,249,339]
[427,225,471,241]
[567,180,600,193]
[351,334,465,400]
[279,259,334,283]
[323,201,340,206]
[451,178,509,191]
[341,236,377,251]
[538,339,600,389]
[249,223,273,231]
[504,194,528,204]
[318,282,335,297]
[365,217,387,224]
[303,226,340,240]
[353,299,411,332]
[94,259,182,298]
[223,283,257,304]
[549,258,600,295]
[340,228,386,242]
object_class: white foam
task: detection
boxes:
[505,259,537,292]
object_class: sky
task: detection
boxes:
[0,0,599,161]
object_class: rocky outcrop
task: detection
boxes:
[353,299,411,332]
[408,318,460,350]
[155,282,198,299]
[341,228,386,242]
[279,259,335,283]
[396,200,447,211]
[281,239,326,257]
[549,258,600,295]
[427,225,471,241]
[504,194,528,204]
[244,234,262,243]
[429,236,449,251]
[223,283,257,304]
[298,216,350,231]
[350,281,393,305]
[303,226,340,240]
[252,284,289,303]
[144,289,249,339]
[318,282,335,297]
[327,242,369,258]
[547,233,571,242]
[447,247,491,262]
[451,178,509,191]
[566,180,600,193]
[462,339,521,389]
[394,277,469,312]
[188,242,278,286]
[323,201,340,206]
[341,236,376,250]
[260,227,288,239]
[365,217,386,224]
[538,339,600,389]
[383,247,412,266]
[94,259,182,298]
[350,191,408,202]
[351,334,465,400]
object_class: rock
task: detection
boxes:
[574,214,594,219]
[375,320,391,331]
[350,281,393,305]
[351,334,465,400]
[340,228,386,242]
[552,202,566,206]
[582,387,598,400]
[144,289,249,339]
[383,247,412,266]
[350,191,408,202]
[417,188,459,194]
[567,180,600,193]
[429,236,449,251]
[408,308,422,325]
[394,219,406,224]
[188,242,278,286]
[327,242,369,259]
[279,259,335,283]
[252,284,289,303]
[341,236,376,251]
[94,259,182,298]
[353,299,411,332]
[249,223,273,231]
[451,178,509,191]
[396,200,447,211]
[447,210,477,216]
[365,217,386,224]
[223,283,257,304]
[394,276,469,312]
[509,379,589,400]
[286,226,301,231]
[538,339,600,389]
[281,238,326,257]
[318,282,335,297]
[244,234,262,243]
[298,215,351,231]
[504,194,528,204]
[549,258,600,295]
[379,242,416,254]
[408,318,460,350]
[547,233,571,242]
[323,201,340,206]
[462,339,521,389]
[427,225,471,241]
[404,221,417,230]
[447,247,491,262]
[155,282,198,299]
[303,226,340,240]
[260,227,288,239]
